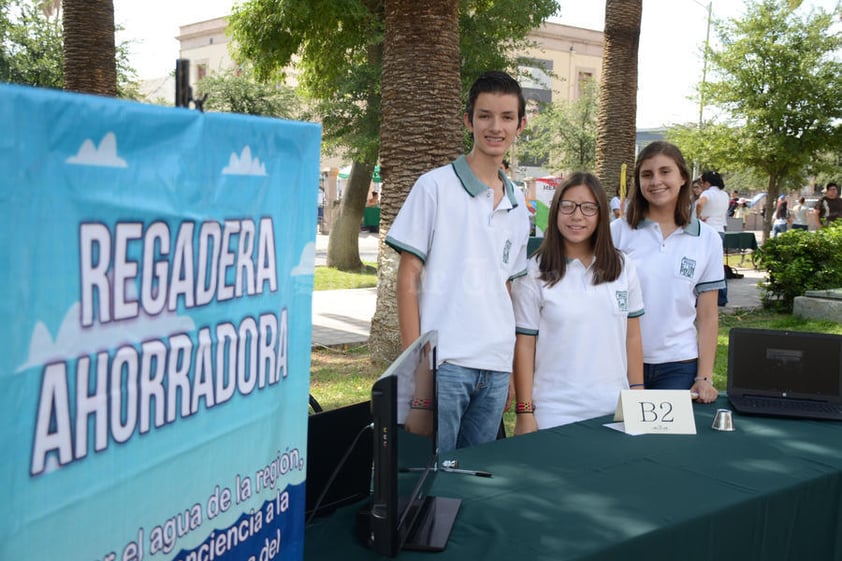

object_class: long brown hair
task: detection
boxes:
[626,141,693,228]
[535,172,623,287]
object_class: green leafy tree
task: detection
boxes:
[674,0,842,241]
[0,0,63,87]
[196,69,302,119]
[229,0,558,273]
[519,78,598,174]
[0,0,137,97]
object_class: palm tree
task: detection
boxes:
[594,0,641,197]
[368,0,462,361]
[62,0,117,96]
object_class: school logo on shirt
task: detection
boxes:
[615,290,628,311]
[680,257,697,279]
[503,239,512,264]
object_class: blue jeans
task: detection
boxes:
[436,363,509,453]
[643,360,697,390]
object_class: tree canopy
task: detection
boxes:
[669,0,842,238]
[0,0,63,87]
[519,78,599,174]
[229,0,559,162]
[196,68,301,119]
[0,0,137,96]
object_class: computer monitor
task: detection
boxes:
[305,400,373,519]
[361,331,460,557]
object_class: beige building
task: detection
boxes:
[177,17,236,84]
[165,16,604,177]
[171,17,603,105]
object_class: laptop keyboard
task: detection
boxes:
[736,396,842,418]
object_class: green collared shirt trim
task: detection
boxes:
[451,155,519,209]
[637,215,702,236]
[509,268,528,282]
[384,236,426,263]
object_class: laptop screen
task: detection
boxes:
[727,328,842,400]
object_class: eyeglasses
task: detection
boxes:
[559,200,599,216]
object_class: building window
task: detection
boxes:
[577,71,593,98]
[519,59,553,105]
[518,60,554,168]
[196,63,208,81]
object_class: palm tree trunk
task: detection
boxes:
[63,0,117,96]
[369,0,462,362]
[595,0,641,198]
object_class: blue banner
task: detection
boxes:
[0,84,320,561]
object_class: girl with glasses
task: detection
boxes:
[511,172,644,433]
[610,142,723,403]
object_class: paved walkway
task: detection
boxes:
[311,234,767,348]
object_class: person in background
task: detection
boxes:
[772,196,790,237]
[818,182,842,227]
[386,71,530,452]
[610,194,623,220]
[727,190,740,217]
[691,178,704,205]
[696,171,729,233]
[696,170,729,306]
[501,159,512,179]
[791,196,811,231]
[611,141,723,404]
[512,172,644,432]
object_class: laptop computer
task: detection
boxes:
[727,328,842,421]
[306,400,373,520]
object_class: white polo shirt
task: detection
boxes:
[611,216,725,364]
[386,156,530,372]
[699,187,729,232]
[512,256,644,428]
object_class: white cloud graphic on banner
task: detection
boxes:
[16,302,196,373]
[222,145,267,176]
[66,132,128,167]
[291,242,316,276]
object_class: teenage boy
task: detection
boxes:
[385,71,530,453]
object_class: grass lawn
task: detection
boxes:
[310,309,842,436]
[313,262,377,291]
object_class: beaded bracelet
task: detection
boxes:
[694,376,713,384]
[515,401,535,414]
[409,398,433,410]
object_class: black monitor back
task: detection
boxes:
[305,400,373,519]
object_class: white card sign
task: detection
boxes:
[611,390,697,435]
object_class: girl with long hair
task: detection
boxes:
[610,141,723,403]
[511,172,644,433]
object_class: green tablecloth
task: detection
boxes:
[304,397,842,560]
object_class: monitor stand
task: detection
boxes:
[403,496,462,552]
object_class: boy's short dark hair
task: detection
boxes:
[465,71,526,124]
